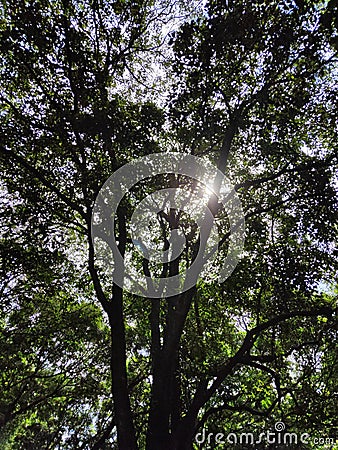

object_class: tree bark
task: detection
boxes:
[108,284,137,450]
[146,288,195,449]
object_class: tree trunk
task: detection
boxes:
[108,284,138,450]
[146,289,195,449]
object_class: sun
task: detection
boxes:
[202,182,215,199]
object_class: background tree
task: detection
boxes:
[0,0,337,449]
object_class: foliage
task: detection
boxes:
[0,0,337,449]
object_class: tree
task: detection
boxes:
[0,0,337,449]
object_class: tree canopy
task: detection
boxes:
[0,0,337,449]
